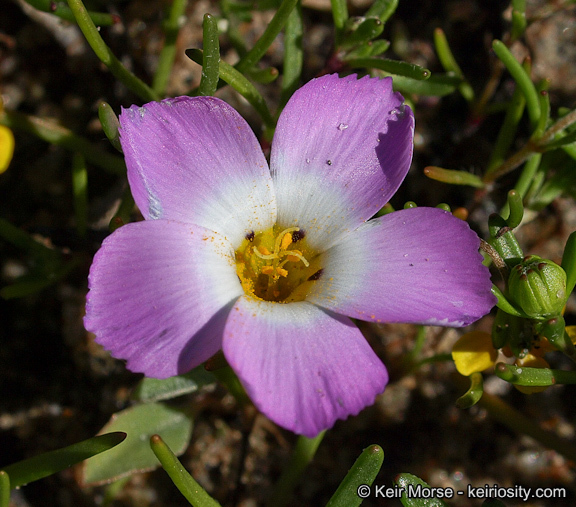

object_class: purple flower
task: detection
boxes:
[85,74,495,437]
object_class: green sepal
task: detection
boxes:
[326,445,384,507]
[1,432,126,489]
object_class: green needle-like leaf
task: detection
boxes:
[152,0,189,96]
[389,73,458,97]
[340,17,384,50]
[456,372,484,409]
[433,28,473,101]
[345,57,430,80]
[423,166,485,188]
[0,471,9,507]
[0,109,125,174]
[365,0,398,24]
[504,190,524,229]
[331,0,349,38]
[492,40,540,129]
[1,432,126,489]
[66,0,158,102]
[186,49,275,128]
[198,14,221,96]
[510,0,527,41]
[23,0,117,26]
[325,445,384,507]
[150,434,222,507]
[98,102,122,153]
[235,0,299,74]
[394,474,448,507]
[495,363,576,386]
[279,1,303,110]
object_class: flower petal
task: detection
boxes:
[120,96,276,247]
[85,220,242,378]
[223,297,388,437]
[452,331,497,376]
[270,74,414,249]
[308,207,496,326]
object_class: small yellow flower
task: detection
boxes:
[452,331,498,376]
[0,124,14,174]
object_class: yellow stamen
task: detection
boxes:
[280,232,293,250]
[276,267,288,277]
[253,246,276,260]
[281,250,310,267]
[274,227,300,254]
[261,266,274,275]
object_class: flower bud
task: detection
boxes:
[508,255,567,319]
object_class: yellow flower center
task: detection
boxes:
[235,226,323,302]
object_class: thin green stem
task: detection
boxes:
[479,391,576,463]
[150,435,222,507]
[484,74,526,178]
[153,0,189,96]
[267,432,325,507]
[198,14,221,97]
[23,0,117,26]
[0,110,125,175]
[66,0,158,102]
[235,0,299,74]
